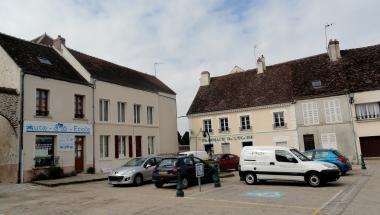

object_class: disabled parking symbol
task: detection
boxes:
[240,191,285,198]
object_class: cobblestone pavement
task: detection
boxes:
[0,163,378,215]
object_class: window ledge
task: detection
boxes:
[99,158,113,161]
[34,115,53,119]
[73,118,88,121]
[356,118,380,123]
[118,157,128,160]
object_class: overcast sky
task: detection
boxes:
[1,0,380,134]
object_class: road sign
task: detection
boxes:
[195,163,204,177]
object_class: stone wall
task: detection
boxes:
[0,88,19,131]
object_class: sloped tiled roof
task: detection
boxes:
[187,44,380,115]
[31,33,54,46]
[0,32,89,85]
[68,49,175,95]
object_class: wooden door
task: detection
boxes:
[136,136,142,157]
[303,134,315,151]
[360,136,380,157]
[75,136,84,172]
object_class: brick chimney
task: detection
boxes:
[200,71,210,86]
[53,35,66,52]
[328,39,341,61]
[257,55,266,74]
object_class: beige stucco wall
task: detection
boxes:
[22,75,93,181]
[0,45,20,90]
[188,104,298,156]
[94,81,177,172]
[352,90,380,156]
[0,115,18,183]
[295,95,357,160]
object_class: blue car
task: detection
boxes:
[304,149,352,175]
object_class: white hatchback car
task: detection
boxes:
[239,146,340,187]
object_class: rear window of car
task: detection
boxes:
[314,151,329,158]
[158,158,177,167]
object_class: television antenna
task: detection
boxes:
[154,62,163,76]
[325,23,334,50]
[254,44,258,66]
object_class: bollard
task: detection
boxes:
[361,154,367,170]
[176,170,184,197]
[212,164,221,188]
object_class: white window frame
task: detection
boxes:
[355,102,380,120]
[99,99,109,122]
[134,104,141,124]
[116,135,127,158]
[203,119,212,133]
[117,102,126,123]
[100,135,109,158]
[148,136,155,155]
[147,106,154,125]
[273,111,285,128]
[219,117,229,132]
[324,99,342,123]
[302,102,319,125]
[321,133,337,149]
[240,115,251,130]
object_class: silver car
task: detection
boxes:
[108,156,162,186]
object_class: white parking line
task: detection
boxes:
[319,189,344,210]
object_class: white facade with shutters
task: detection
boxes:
[295,95,357,161]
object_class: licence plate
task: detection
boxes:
[159,171,168,175]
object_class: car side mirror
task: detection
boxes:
[145,164,152,168]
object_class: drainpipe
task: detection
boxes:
[92,79,96,170]
[17,72,25,183]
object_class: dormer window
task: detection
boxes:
[312,80,322,89]
[37,57,52,65]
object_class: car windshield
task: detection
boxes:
[290,149,311,161]
[212,154,222,161]
[123,158,146,167]
[159,158,177,167]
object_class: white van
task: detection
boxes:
[239,146,340,187]
[179,151,209,160]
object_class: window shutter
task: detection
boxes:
[312,102,319,124]
[335,100,342,122]
[324,101,332,123]
[302,103,310,125]
[115,136,119,159]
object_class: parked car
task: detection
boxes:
[212,154,240,171]
[303,149,352,175]
[152,156,215,188]
[108,156,162,186]
[178,151,209,160]
[239,146,340,187]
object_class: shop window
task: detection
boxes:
[35,136,55,167]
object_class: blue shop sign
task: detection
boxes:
[24,121,92,134]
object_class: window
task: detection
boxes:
[115,136,126,158]
[273,112,285,128]
[193,157,203,164]
[145,158,156,167]
[321,133,337,149]
[219,118,229,132]
[148,136,155,155]
[355,102,380,120]
[37,57,52,65]
[117,102,126,123]
[275,150,297,163]
[99,99,109,122]
[203,119,212,133]
[74,95,85,118]
[276,141,287,147]
[221,142,230,154]
[36,89,49,116]
[183,157,193,166]
[240,115,251,130]
[312,80,322,89]
[324,100,342,123]
[35,136,55,167]
[302,102,319,125]
[100,135,109,158]
[242,141,253,147]
[134,104,141,124]
[147,106,153,125]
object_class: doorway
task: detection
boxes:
[135,136,142,157]
[303,134,315,151]
[204,144,214,154]
[75,136,85,172]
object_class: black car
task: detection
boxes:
[152,156,215,188]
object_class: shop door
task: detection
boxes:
[303,134,315,151]
[136,136,142,157]
[75,136,84,172]
[360,136,380,157]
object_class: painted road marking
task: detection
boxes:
[241,191,286,198]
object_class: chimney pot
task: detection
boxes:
[53,35,66,52]
[328,39,341,61]
[200,71,210,86]
[257,55,266,74]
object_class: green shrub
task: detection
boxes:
[86,167,95,174]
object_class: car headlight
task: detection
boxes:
[322,163,338,169]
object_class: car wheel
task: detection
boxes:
[307,173,322,187]
[244,172,257,185]
[182,177,189,189]
[154,182,163,188]
[134,174,143,186]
